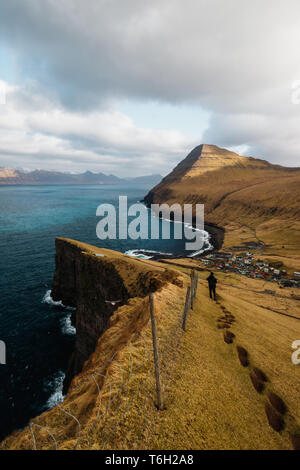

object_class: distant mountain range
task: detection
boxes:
[0,168,162,186]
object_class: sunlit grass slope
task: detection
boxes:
[2,248,299,450]
[144,145,300,259]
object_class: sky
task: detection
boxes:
[0,0,300,177]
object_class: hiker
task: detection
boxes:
[207,272,217,300]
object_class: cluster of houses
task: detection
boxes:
[199,251,300,288]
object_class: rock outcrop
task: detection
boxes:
[52,238,181,393]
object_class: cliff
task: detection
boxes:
[52,238,182,393]
[1,239,187,450]
[144,144,300,258]
[2,247,300,450]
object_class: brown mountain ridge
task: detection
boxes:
[144,144,300,264]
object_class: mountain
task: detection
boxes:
[144,144,300,260]
[0,167,20,178]
[0,168,162,186]
[157,144,272,182]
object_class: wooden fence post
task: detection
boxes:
[190,275,195,310]
[149,293,164,410]
[190,270,199,310]
[193,273,198,299]
[182,285,191,331]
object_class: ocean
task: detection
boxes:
[0,184,211,440]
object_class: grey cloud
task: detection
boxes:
[0,83,194,176]
[1,0,299,109]
[1,0,300,167]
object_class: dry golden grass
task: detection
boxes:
[146,264,300,449]
[1,247,187,451]
[216,281,300,424]
[145,146,300,259]
[144,278,299,450]
[2,251,299,450]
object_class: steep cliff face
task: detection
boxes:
[2,241,185,450]
[52,238,181,393]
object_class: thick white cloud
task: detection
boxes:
[0,0,300,169]
[0,81,196,175]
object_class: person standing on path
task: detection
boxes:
[207,272,217,300]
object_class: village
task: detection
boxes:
[198,250,300,288]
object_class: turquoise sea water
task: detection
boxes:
[0,184,210,440]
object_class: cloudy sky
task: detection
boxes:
[0,0,300,176]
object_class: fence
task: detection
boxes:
[1,273,198,451]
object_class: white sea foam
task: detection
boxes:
[125,249,172,259]
[125,250,153,259]
[42,290,63,306]
[42,290,75,310]
[126,205,213,258]
[60,314,76,335]
[45,370,65,410]
[187,240,214,257]
[187,230,214,257]
[149,206,212,240]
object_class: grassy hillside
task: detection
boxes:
[144,145,300,258]
[2,244,299,450]
[148,261,300,450]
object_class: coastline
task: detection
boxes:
[142,198,225,257]
[203,221,225,252]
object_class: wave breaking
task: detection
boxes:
[42,290,75,310]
